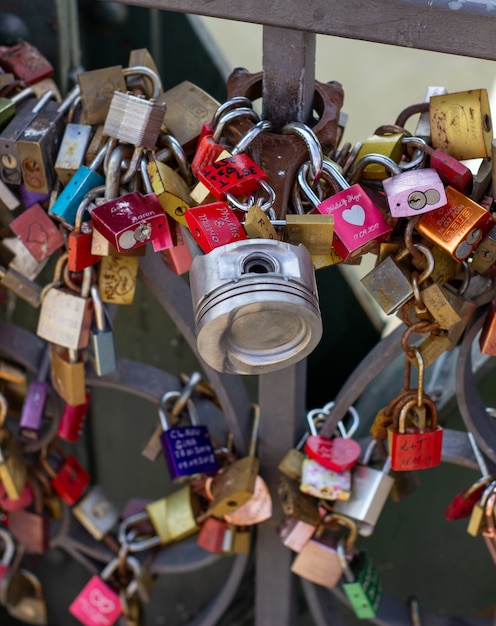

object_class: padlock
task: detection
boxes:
[88,285,117,376]
[50,345,87,406]
[299,158,392,260]
[18,345,51,441]
[77,65,127,125]
[0,262,42,308]
[467,479,496,537]
[158,388,219,482]
[303,405,361,473]
[222,474,272,525]
[277,515,317,553]
[40,443,90,506]
[0,90,55,186]
[49,143,107,228]
[208,404,260,517]
[277,475,321,526]
[72,485,120,541]
[0,528,31,608]
[54,121,93,186]
[145,484,202,544]
[404,136,473,195]
[482,485,496,564]
[300,458,352,501]
[0,87,37,131]
[471,224,496,274]
[0,178,21,225]
[8,477,50,553]
[382,166,448,218]
[196,517,228,554]
[0,40,53,85]
[57,391,91,442]
[6,569,47,625]
[17,85,80,194]
[351,127,406,180]
[9,202,65,263]
[0,480,33,511]
[189,238,322,374]
[281,213,335,257]
[337,539,382,620]
[0,392,27,500]
[2,235,48,281]
[333,444,394,530]
[361,242,434,315]
[98,254,139,306]
[184,201,247,253]
[36,256,94,351]
[160,221,194,275]
[446,475,494,521]
[69,556,140,626]
[430,89,492,160]
[278,431,309,481]
[290,513,357,588]
[388,395,443,471]
[243,204,279,240]
[67,187,105,272]
[472,158,493,203]
[416,186,496,262]
[479,300,496,356]
[146,157,192,228]
[91,190,168,253]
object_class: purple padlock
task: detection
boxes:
[159,390,219,482]
[382,167,448,218]
[19,346,51,441]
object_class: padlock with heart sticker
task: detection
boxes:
[303,403,362,472]
[305,160,392,260]
[9,202,65,262]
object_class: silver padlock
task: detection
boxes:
[189,239,322,374]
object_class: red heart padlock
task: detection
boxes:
[304,435,361,472]
[444,476,492,520]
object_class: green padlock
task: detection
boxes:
[337,539,382,619]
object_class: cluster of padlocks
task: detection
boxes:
[0,35,495,624]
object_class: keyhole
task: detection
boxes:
[484,114,492,132]
[242,255,275,274]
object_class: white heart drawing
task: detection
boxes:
[341,204,365,226]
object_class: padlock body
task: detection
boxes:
[49,166,104,227]
[9,203,64,262]
[343,551,382,619]
[185,202,247,252]
[314,184,392,260]
[146,486,201,544]
[98,255,139,305]
[277,448,306,481]
[0,101,42,186]
[57,393,90,442]
[0,41,53,85]
[55,123,92,186]
[333,464,394,527]
[278,516,316,553]
[191,135,226,176]
[146,160,191,227]
[209,456,260,517]
[0,481,33,511]
[72,486,119,540]
[353,132,405,180]
[69,575,122,626]
[430,148,473,195]
[300,458,351,501]
[8,508,49,554]
[388,426,443,471]
[361,254,413,315]
[0,429,27,500]
[196,517,227,553]
[430,89,492,159]
[160,223,193,275]
[37,287,93,350]
[19,381,50,441]
[67,220,101,272]
[290,534,343,588]
[479,300,496,356]
[417,186,495,261]
[197,153,268,200]
[160,425,219,481]
[382,168,447,218]
[89,313,117,377]
[91,191,167,252]
[50,455,90,506]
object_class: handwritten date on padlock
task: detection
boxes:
[389,428,443,471]
[197,154,268,200]
[304,436,361,472]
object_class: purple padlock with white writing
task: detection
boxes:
[382,167,448,218]
[159,390,219,482]
[18,345,51,441]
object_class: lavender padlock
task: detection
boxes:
[159,388,219,482]
[18,345,51,441]
[382,167,447,218]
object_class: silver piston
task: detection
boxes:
[189,239,323,374]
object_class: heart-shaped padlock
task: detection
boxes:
[303,403,361,472]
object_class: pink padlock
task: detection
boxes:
[300,160,392,260]
[382,167,448,218]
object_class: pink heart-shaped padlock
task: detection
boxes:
[304,435,361,472]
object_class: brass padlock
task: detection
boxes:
[145,484,201,544]
[72,485,119,540]
[190,239,322,374]
[50,345,86,406]
[0,393,27,500]
[6,570,47,625]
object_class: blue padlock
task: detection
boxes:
[159,385,219,482]
[49,141,107,227]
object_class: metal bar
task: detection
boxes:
[262,27,315,128]
[256,361,307,626]
[108,0,496,61]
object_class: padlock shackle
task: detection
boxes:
[123,65,162,100]
[159,133,192,186]
[0,527,15,565]
[117,511,162,552]
[211,96,253,130]
[73,184,106,232]
[213,107,259,144]
[232,119,273,156]
[336,537,354,583]
[282,121,323,184]
[348,152,401,185]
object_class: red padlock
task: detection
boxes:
[160,221,193,275]
[444,476,492,520]
[41,444,90,506]
[184,202,247,253]
[0,481,34,512]
[388,396,443,471]
[9,202,64,262]
[67,190,103,272]
[197,153,268,202]
[57,392,91,442]
[0,40,54,85]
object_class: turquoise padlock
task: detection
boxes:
[337,539,382,619]
[49,142,107,227]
